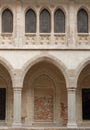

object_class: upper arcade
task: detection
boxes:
[0,0,90,49]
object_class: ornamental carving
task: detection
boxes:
[54,34,65,45]
[39,35,50,45]
[25,34,36,45]
[1,34,13,45]
[78,35,89,45]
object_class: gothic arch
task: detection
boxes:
[25,8,36,33]
[40,8,51,33]
[76,57,90,125]
[21,55,69,88]
[77,8,88,33]
[2,8,13,33]
[25,6,37,15]
[0,56,14,86]
[77,6,89,16]
[0,57,14,124]
[39,7,51,16]
[1,7,13,15]
[54,8,65,33]
[22,55,68,125]
[76,57,90,87]
[54,6,66,18]
[75,5,89,20]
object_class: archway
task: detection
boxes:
[0,63,13,125]
[77,64,90,127]
[22,61,67,126]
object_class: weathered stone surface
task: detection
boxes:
[0,0,90,129]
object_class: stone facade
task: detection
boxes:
[0,0,90,129]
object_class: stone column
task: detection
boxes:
[51,8,54,45]
[13,87,22,126]
[67,88,77,128]
[36,7,40,45]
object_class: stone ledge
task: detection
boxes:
[0,128,90,130]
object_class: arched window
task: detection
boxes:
[54,9,65,33]
[40,9,51,33]
[2,9,13,33]
[25,9,36,33]
[77,9,88,33]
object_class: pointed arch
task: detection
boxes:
[40,9,51,33]
[76,57,90,123]
[0,57,14,87]
[54,9,65,33]
[25,9,36,33]
[77,8,88,33]
[22,55,68,125]
[2,8,13,33]
[76,57,90,87]
[21,55,69,88]
[0,57,14,123]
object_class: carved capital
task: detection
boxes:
[67,88,76,94]
[13,69,23,88]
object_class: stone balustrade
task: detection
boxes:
[0,33,90,49]
[24,33,67,48]
[77,33,90,47]
[0,33,14,47]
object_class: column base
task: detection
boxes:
[12,122,22,128]
[67,122,78,128]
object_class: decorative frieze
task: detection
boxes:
[1,33,13,46]
[24,34,66,46]
[39,34,51,45]
[25,34,36,45]
[77,33,89,46]
[54,34,66,45]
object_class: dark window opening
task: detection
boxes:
[40,9,51,33]
[2,9,13,33]
[77,9,88,33]
[0,88,6,120]
[82,88,90,120]
[25,9,36,33]
[54,9,65,33]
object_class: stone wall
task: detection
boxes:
[0,0,90,129]
[34,88,53,121]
